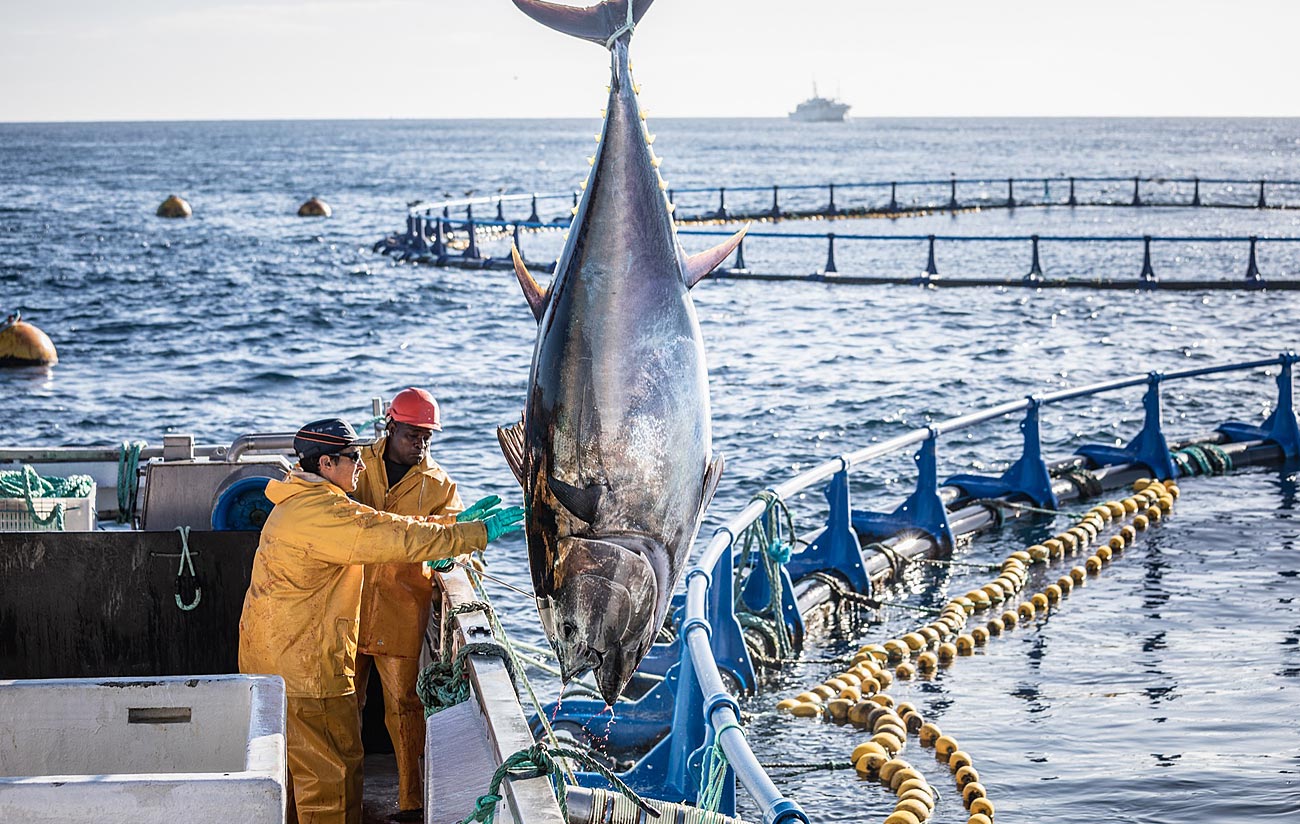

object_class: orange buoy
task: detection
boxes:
[0,312,58,366]
[157,194,192,218]
[298,197,332,217]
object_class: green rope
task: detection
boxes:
[460,568,578,784]
[460,742,655,824]
[697,721,744,813]
[116,440,146,524]
[733,490,799,659]
[1172,442,1233,477]
[416,641,513,718]
[173,526,202,611]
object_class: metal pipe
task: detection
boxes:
[225,433,298,462]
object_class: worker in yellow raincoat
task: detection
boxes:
[238,417,522,824]
[351,387,466,820]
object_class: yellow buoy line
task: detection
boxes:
[773,478,1180,823]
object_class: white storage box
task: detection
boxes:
[0,482,96,532]
[0,674,287,823]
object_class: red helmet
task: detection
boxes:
[388,387,442,431]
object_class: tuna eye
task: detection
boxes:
[562,621,577,640]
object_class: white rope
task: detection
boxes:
[604,0,635,49]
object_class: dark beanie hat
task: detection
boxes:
[294,418,360,460]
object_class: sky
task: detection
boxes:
[2,0,1298,122]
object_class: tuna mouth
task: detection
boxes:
[550,533,664,704]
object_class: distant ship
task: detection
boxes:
[788,84,850,122]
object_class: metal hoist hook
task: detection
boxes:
[174,526,202,611]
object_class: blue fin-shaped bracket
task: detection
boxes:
[784,462,874,596]
[1219,353,1300,460]
[852,432,954,551]
[945,398,1059,509]
[704,534,758,692]
[1076,372,1177,480]
[603,655,705,804]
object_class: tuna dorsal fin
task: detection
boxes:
[496,417,527,488]
[511,245,548,321]
[547,476,604,524]
[700,454,725,515]
[683,224,749,288]
[512,0,654,48]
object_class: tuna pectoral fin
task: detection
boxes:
[683,224,749,288]
[511,245,548,322]
[512,0,654,47]
[700,454,725,515]
[496,417,526,488]
[547,477,605,524]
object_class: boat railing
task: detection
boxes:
[679,352,1297,824]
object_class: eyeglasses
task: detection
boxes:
[333,451,361,463]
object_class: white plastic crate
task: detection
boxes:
[0,484,97,532]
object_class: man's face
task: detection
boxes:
[386,420,435,467]
[319,449,364,492]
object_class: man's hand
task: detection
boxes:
[483,506,525,543]
[456,495,503,523]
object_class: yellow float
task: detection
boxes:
[0,312,58,366]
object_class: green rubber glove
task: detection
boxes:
[482,506,525,543]
[456,495,503,523]
[424,558,453,572]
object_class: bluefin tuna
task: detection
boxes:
[498,0,746,704]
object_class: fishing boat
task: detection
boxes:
[788,84,850,122]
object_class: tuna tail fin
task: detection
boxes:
[497,417,527,488]
[683,224,749,288]
[512,0,654,48]
[511,244,548,321]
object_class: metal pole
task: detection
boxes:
[1068,177,1077,206]
[1192,177,1202,207]
[925,235,939,279]
[823,233,837,274]
[770,185,781,218]
[1026,235,1043,281]
[1007,178,1016,208]
[1132,176,1142,207]
[1246,236,1263,283]
[889,182,898,212]
[948,175,959,210]
[1258,180,1267,209]
[495,199,505,222]
[1140,235,1155,283]
[828,183,837,215]
[527,195,540,224]
[464,219,480,259]
[717,187,728,220]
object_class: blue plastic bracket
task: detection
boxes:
[1075,372,1177,480]
[608,652,705,803]
[704,537,758,693]
[784,463,874,596]
[851,432,954,551]
[739,524,805,650]
[686,721,737,817]
[945,398,1059,509]
[1218,353,1300,460]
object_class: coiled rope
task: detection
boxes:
[732,490,800,659]
[116,440,146,524]
[0,465,92,530]
[459,742,655,824]
[1172,442,1233,476]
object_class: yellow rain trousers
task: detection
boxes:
[353,437,466,811]
[238,471,486,824]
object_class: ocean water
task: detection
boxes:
[3,118,1299,821]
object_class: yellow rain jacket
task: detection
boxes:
[353,437,464,659]
[238,471,486,698]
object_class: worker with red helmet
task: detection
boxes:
[239,416,521,824]
[351,387,481,820]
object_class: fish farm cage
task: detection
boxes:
[459,352,1300,824]
[375,175,1300,290]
